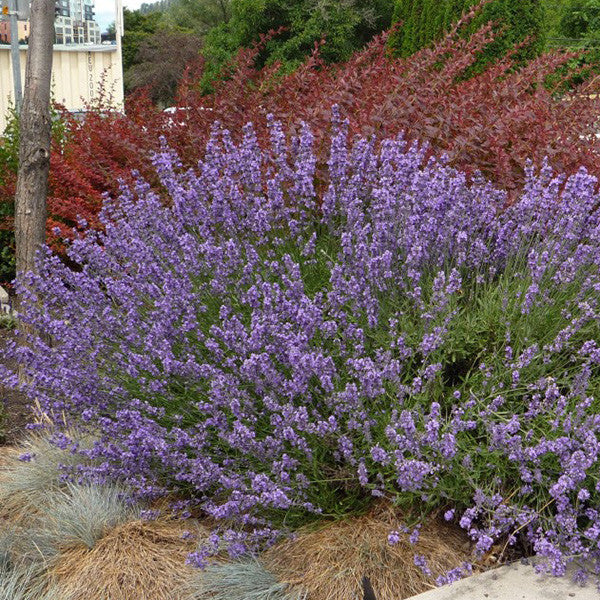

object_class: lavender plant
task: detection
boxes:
[5,110,600,580]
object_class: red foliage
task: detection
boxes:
[172,22,600,194]
[37,99,164,252]
[3,13,600,257]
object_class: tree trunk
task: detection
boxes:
[14,0,55,283]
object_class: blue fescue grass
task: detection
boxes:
[181,560,306,600]
[38,483,142,550]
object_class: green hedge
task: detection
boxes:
[391,0,546,66]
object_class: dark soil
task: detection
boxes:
[0,326,32,446]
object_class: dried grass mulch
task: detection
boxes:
[263,501,473,600]
[47,517,209,600]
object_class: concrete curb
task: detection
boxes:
[407,561,598,600]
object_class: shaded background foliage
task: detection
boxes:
[0,112,18,284]
[124,28,203,106]
[118,1,595,103]
[122,0,230,102]
[545,0,600,85]
[121,0,396,99]
[199,0,395,89]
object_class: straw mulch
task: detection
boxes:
[47,517,208,600]
[263,502,472,600]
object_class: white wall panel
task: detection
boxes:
[0,44,123,130]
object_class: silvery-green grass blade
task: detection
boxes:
[0,432,94,518]
[183,559,306,600]
[38,483,142,550]
[0,559,49,600]
[0,523,49,565]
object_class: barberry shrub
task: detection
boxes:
[165,9,600,193]
[6,116,600,580]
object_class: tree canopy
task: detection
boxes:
[121,0,232,102]
[200,0,396,87]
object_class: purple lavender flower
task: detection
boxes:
[6,112,600,580]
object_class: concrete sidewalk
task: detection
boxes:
[409,561,599,599]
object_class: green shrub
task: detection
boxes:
[200,0,395,90]
[390,0,546,68]
[0,104,69,285]
[0,109,19,285]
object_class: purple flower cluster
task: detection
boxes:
[5,110,600,577]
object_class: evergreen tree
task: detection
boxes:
[390,0,410,53]
[558,0,600,40]
[390,0,545,66]
[122,8,163,72]
[419,0,432,46]
[406,0,420,53]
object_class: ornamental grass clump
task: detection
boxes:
[0,561,50,600]
[0,526,59,600]
[0,431,94,523]
[181,560,305,600]
[7,113,600,579]
[37,483,143,550]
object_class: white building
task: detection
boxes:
[1,0,101,45]
[55,0,101,45]
[0,0,122,129]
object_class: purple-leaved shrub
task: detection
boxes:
[5,109,600,580]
